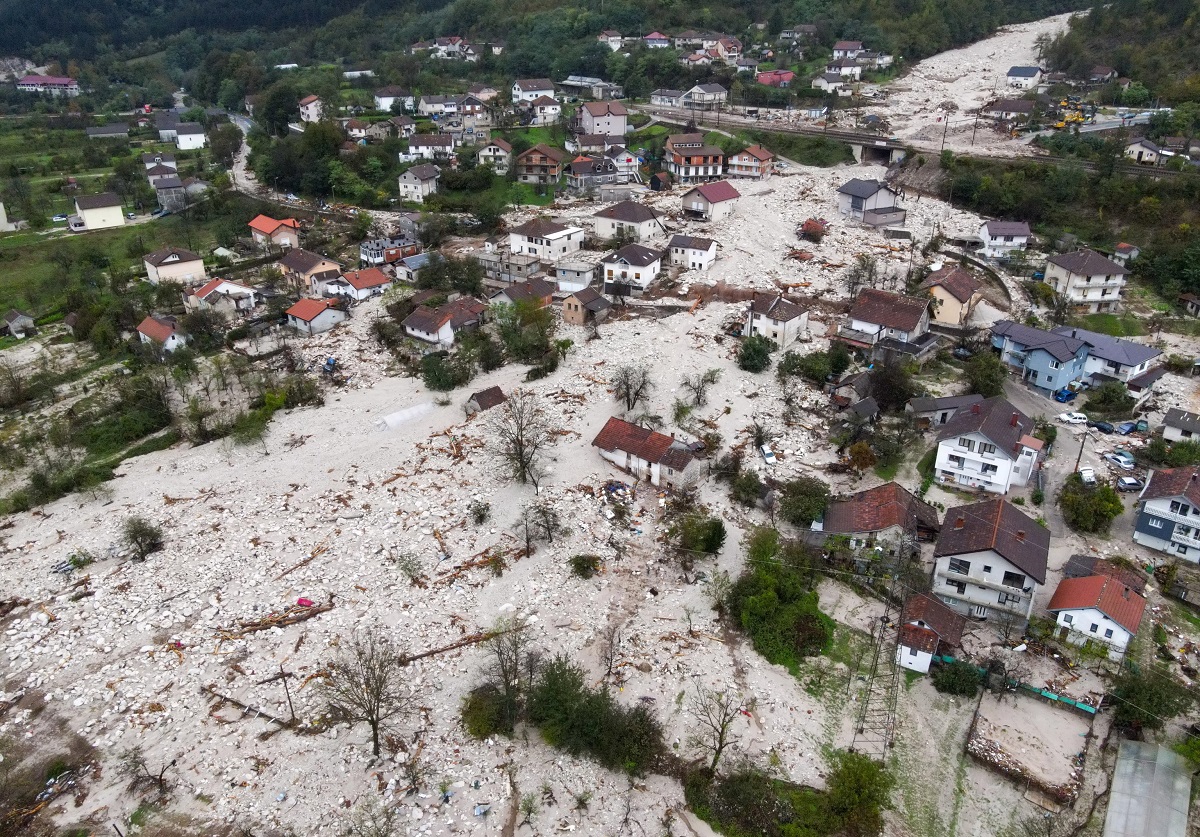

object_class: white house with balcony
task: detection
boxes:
[934,396,1041,494]
[1045,248,1130,313]
[979,220,1031,259]
[1133,467,1200,563]
[508,217,583,261]
[1047,574,1146,659]
[933,498,1049,624]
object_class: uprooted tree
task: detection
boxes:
[319,627,415,757]
[488,389,554,488]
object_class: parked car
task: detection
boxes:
[51,213,68,222]
[1079,467,1097,485]
[1057,412,1088,425]
[125,212,136,219]
[1116,476,1145,492]
[1116,419,1149,435]
[1054,388,1077,403]
[1088,420,1115,434]
[760,444,777,465]
[1103,453,1135,471]
[952,347,973,360]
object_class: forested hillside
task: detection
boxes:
[1038,0,1200,104]
[5,0,1089,87]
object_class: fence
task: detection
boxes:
[932,654,1098,716]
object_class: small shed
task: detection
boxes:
[465,386,506,415]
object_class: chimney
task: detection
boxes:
[1011,412,1019,427]
[1016,529,1026,542]
[971,404,981,415]
[1122,586,1130,600]
[955,517,965,529]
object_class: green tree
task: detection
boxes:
[778,477,830,527]
[869,362,917,412]
[965,351,1006,397]
[1058,474,1124,533]
[825,750,895,837]
[738,335,775,373]
[1084,381,1134,418]
[1111,666,1194,731]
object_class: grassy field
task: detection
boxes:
[1074,312,1146,337]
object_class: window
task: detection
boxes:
[983,565,993,573]
[1090,623,1099,633]
[958,437,976,451]
[949,455,965,467]
[1063,614,1073,624]
[948,558,970,575]
[1002,571,1025,589]
[980,443,997,455]
[1148,517,1164,529]
[1178,543,1189,554]
[1048,360,1060,370]
[1172,501,1192,515]
[982,464,998,475]
[946,580,966,594]
[908,646,917,657]
[1104,628,1114,639]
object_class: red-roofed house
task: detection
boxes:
[1047,575,1146,658]
[897,593,967,673]
[401,297,487,347]
[248,215,300,249]
[681,181,740,222]
[286,298,347,336]
[137,315,189,353]
[727,145,775,180]
[299,95,323,123]
[591,416,700,489]
[756,69,795,88]
[323,268,394,301]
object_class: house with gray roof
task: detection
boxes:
[1163,408,1200,444]
[86,123,129,139]
[1006,65,1042,89]
[836,178,904,226]
[905,393,985,429]
[990,320,1089,395]
[934,396,1042,494]
[1050,326,1161,389]
[979,220,1031,259]
[1045,248,1129,313]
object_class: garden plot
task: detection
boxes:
[968,691,1092,803]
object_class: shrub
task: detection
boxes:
[670,514,727,555]
[1011,496,1025,505]
[738,335,775,373]
[122,516,163,561]
[729,560,833,671]
[469,500,491,524]
[569,554,601,579]
[730,469,764,507]
[1084,380,1135,419]
[1031,488,1045,505]
[931,659,981,696]
[462,684,509,739]
[1059,474,1124,533]
[1111,666,1193,731]
[778,477,830,526]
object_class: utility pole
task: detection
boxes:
[1074,429,1091,473]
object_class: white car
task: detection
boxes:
[1057,412,1088,425]
[1079,467,1096,485]
[760,444,777,465]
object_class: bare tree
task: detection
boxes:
[488,389,553,488]
[611,364,654,411]
[844,254,879,299]
[687,686,743,772]
[1048,291,1072,326]
[118,746,176,796]
[599,619,623,676]
[346,796,401,837]
[514,501,561,554]
[681,368,722,407]
[319,627,414,757]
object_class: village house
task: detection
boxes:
[681,83,728,110]
[248,215,300,249]
[141,152,176,170]
[86,123,129,140]
[286,298,347,336]
[395,252,435,284]
[145,163,179,186]
[402,296,487,347]
[1112,243,1140,267]
[920,264,983,328]
[1163,408,1200,443]
[838,288,938,361]
[183,279,257,315]
[74,193,125,230]
[990,320,1090,394]
[1048,326,1161,392]
[812,482,940,549]
[981,99,1035,121]
[667,234,717,273]
[511,78,556,103]
[664,133,725,183]
[490,277,556,307]
[299,95,323,123]
[175,123,206,150]
[896,594,967,674]
[155,176,187,213]
[1006,65,1042,89]
[154,111,180,141]
[825,58,862,80]
[565,155,622,193]
[906,394,985,430]
[591,416,700,489]
[602,243,662,296]
[598,30,624,50]
[559,75,624,100]
[405,133,455,161]
[643,31,670,48]
[552,252,602,294]
[322,268,393,301]
[1045,248,1130,313]
[137,314,189,353]
[515,144,567,185]
[509,217,583,261]
[603,145,640,182]
[1125,138,1161,165]
[832,40,864,59]
[933,498,1049,623]
[726,145,774,179]
[1090,65,1117,83]
[831,369,872,409]
[836,178,904,226]
[744,293,809,348]
[465,386,506,416]
[278,248,343,294]
[681,180,740,222]
[1180,293,1200,317]
[593,201,664,241]
[579,101,628,136]
[650,89,684,107]
[360,236,420,267]
[736,58,759,74]
[374,86,414,112]
[474,245,542,286]
[397,163,440,204]
[781,24,818,40]
[1047,574,1146,659]
[1,310,35,339]
[979,220,1031,259]
[1132,466,1200,563]
[16,74,80,96]
[144,247,206,285]
[477,139,513,174]
[525,95,562,126]
[390,115,417,137]
[812,73,848,95]
[562,287,611,326]
[934,396,1041,494]
[756,69,795,88]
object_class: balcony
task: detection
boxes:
[1148,507,1200,527]
[836,325,880,346]
[1172,530,1200,549]
[936,569,1029,600]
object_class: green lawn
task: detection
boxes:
[1075,312,1146,337]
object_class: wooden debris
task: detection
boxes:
[201,684,292,729]
[215,596,335,641]
[274,534,332,581]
